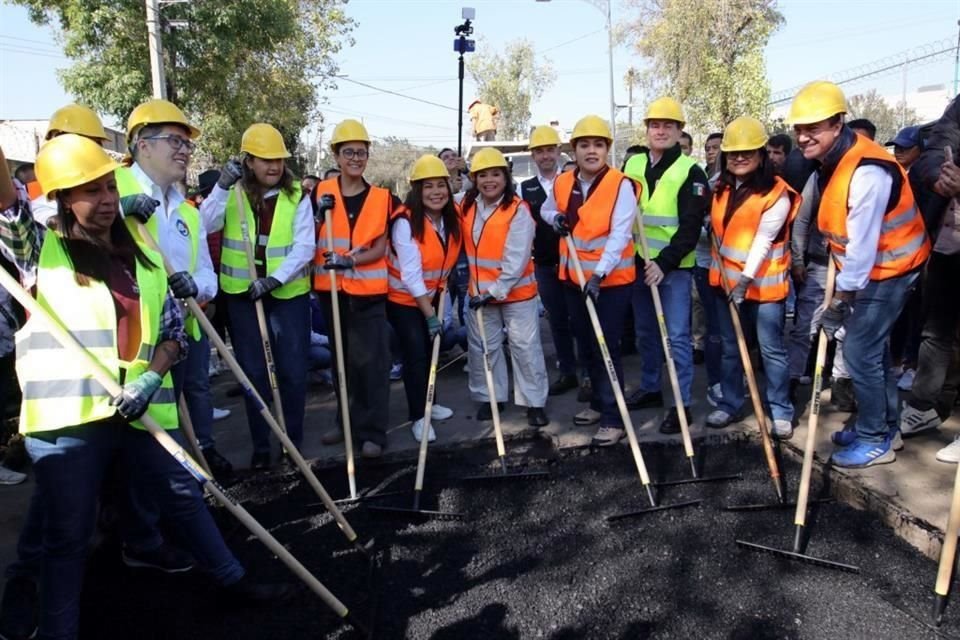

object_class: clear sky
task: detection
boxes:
[0,0,957,148]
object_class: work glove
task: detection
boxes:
[728,276,751,305]
[552,214,570,237]
[112,370,162,422]
[247,276,281,301]
[315,194,336,223]
[119,194,160,224]
[322,251,354,271]
[811,299,849,341]
[426,315,443,340]
[167,271,198,300]
[583,274,603,302]
[218,159,243,190]
[468,292,495,310]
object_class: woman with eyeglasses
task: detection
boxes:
[705,117,800,439]
[313,119,398,459]
[200,123,315,470]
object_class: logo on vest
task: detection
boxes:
[176,219,190,238]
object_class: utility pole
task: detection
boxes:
[145,0,166,99]
[625,67,638,127]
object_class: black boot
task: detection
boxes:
[223,575,296,603]
[548,374,578,396]
[0,576,37,640]
[831,377,857,412]
[659,406,692,434]
[526,407,549,426]
[477,402,505,421]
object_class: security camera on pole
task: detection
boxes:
[454,7,476,157]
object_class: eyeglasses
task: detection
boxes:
[727,150,758,160]
[339,148,369,160]
[143,134,196,153]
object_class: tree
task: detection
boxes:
[624,0,783,132]
[13,0,354,163]
[363,137,436,198]
[466,39,555,140]
[847,89,920,147]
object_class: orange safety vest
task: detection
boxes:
[554,168,638,288]
[387,206,463,307]
[462,195,537,304]
[708,177,799,302]
[818,134,930,281]
[313,178,390,295]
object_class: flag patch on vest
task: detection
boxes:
[692,183,706,197]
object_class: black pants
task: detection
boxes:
[0,353,20,420]
[910,252,960,417]
[318,292,391,446]
[387,301,433,421]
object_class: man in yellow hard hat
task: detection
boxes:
[789,80,930,468]
[623,97,710,434]
[522,125,581,397]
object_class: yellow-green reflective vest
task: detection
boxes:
[114,166,202,340]
[625,152,697,268]
[15,233,178,434]
[220,184,309,299]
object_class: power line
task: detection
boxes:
[0,45,67,60]
[320,103,456,131]
[335,76,458,112]
[336,78,456,100]
[540,29,604,53]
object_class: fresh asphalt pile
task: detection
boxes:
[77,438,960,639]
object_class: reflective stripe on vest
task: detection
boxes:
[553,168,638,287]
[708,177,799,302]
[221,183,309,299]
[624,152,697,268]
[462,195,537,304]
[313,178,390,296]
[817,134,930,281]
[386,206,463,307]
[115,166,204,340]
[15,234,178,433]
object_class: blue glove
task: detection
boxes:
[468,292,495,310]
[120,195,160,224]
[217,160,243,190]
[322,251,354,271]
[247,276,281,301]
[552,214,570,236]
[112,370,162,421]
[728,276,751,305]
[167,271,198,299]
[584,274,603,301]
[426,315,442,340]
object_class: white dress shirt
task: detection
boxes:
[126,163,217,303]
[836,165,893,292]
[472,196,535,300]
[392,215,445,299]
[737,188,792,280]
[199,183,316,286]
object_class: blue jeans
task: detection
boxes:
[787,261,828,379]
[226,293,310,453]
[715,294,793,422]
[535,264,579,376]
[632,268,694,405]
[692,266,723,387]
[843,271,919,443]
[26,420,243,640]
[171,333,214,449]
[565,283,632,427]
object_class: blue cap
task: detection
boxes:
[885,125,921,149]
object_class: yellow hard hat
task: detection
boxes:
[644,97,686,127]
[720,117,769,152]
[786,81,847,125]
[241,123,290,159]
[35,134,120,199]
[570,115,612,143]
[469,148,508,174]
[528,125,562,149]
[126,99,200,144]
[46,104,108,141]
[330,119,371,149]
[409,154,449,182]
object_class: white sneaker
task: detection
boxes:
[212,407,231,421]
[772,419,793,440]
[890,430,904,451]
[897,368,916,391]
[411,418,436,443]
[900,403,940,436]
[707,383,723,407]
[0,465,26,485]
[706,410,733,428]
[937,436,960,463]
[431,404,454,421]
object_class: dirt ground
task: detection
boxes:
[73,437,960,640]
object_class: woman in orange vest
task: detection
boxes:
[462,148,549,426]
[539,115,639,447]
[706,117,800,438]
[314,119,396,458]
[387,155,462,442]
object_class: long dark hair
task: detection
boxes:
[403,179,461,245]
[55,192,156,287]
[240,154,297,212]
[715,147,777,216]
[461,167,517,214]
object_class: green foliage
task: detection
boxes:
[466,39,555,139]
[13,0,353,162]
[847,89,920,148]
[363,137,437,198]
[625,0,783,132]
